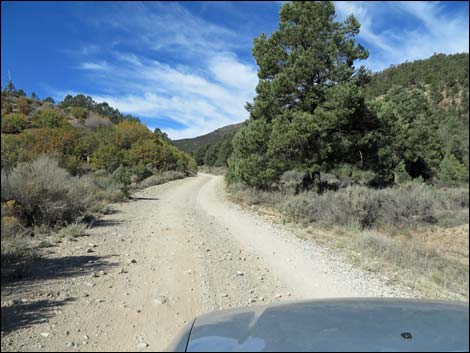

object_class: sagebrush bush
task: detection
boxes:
[227,183,283,206]
[139,171,186,188]
[1,113,29,134]
[56,222,88,239]
[1,156,98,227]
[279,170,305,194]
[281,182,442,229]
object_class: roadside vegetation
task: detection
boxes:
[1,90,196,272]
[223,2,469,300]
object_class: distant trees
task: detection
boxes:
[1,91,197,179]
[59,94,140,124]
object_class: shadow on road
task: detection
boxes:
[1,254,117,286]
[130,196,160,201]
[1,297,76,334]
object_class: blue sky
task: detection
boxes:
[2,1,469,138]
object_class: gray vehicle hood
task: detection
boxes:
[168,298,469,352]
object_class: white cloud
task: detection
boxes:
[334,1,469,71]
[63,2,258,139]
[78,54,255,139]
[209,52,258,89]
[78,61,111,71]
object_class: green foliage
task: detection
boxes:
[194,144,209,165]
[228,119,276,188]
[32,109,69,128]
[1,91,196,180]
[70,107,88,120]
[111,165,132,197]
[203,143,219,166]
[59,94,139,124]
[376,86,441,180]
[364,53,469,105]
[1,134,30,170]
[393,161,412,185]
[438,153,469,186]
[229,1,376,188]
[228,2,468,189]
[1,113,29,134]
[16,97,32,115]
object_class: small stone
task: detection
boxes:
[119,268,128,274]
[236,271,244,276]
[40,332,50,338]
[154,296,167,305]
[221,293,229,298]
[248,298,256,304]
[83,335,89,340]
[275,293,282,299]
[137,342,149,348]
[98,270,106,276]
[88,243,97,248]
[66,342,75,348]
[130,259,137,264]
[90,272,99,278]
[86,248,94,253]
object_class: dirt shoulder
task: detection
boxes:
[1,174,414,352]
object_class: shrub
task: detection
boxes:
[227,183,283,206]
[139,171,185,188]
[16,97,32,115]
[111,165,132,196]
[1,113,29,134]
[281,182,441,229]
[70,107,88,120]
[438,153,468,187]
[32,109,68,128]
[279,170,305,194]
[1,156,98,227]
[1,133,31,170]
[84,112,112,129]
[56,222,88,239]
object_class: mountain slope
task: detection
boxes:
[172,123,242,153]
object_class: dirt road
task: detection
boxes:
[1,173,410,352]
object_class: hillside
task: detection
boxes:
[172,122,241,153]
[1,88,196,244]
[365,53,469,112]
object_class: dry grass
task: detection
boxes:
[227,181,469,301]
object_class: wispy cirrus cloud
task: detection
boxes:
[63,2,259,139]
[59,1,468,138]
[78,61,111,71]
[334,1,469,71]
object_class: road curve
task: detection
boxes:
[1,173,405,352]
